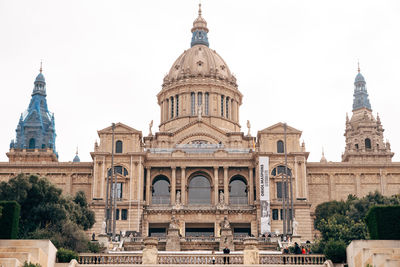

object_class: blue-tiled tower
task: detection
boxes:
[10,66,57,157]
[352,65,371,111]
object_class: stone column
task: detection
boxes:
[181,167,186,205]
[142,237,158,265]
[243,237,259,265]
[249,167,254,205]
[255,162,260,202]
[214,167,219,205]
[224,167,229,204]
[146,167,151,205]
[171,167,176,204]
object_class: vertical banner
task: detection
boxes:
[259,156,271,234]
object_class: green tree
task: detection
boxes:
[0,174,95,251]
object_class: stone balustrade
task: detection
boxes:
[78,253,142,264]
[158,253,243,264]
[259,254,326,265]
[77,252,325,265]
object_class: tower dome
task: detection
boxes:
[163,4,237,87]
[158,4,242,133]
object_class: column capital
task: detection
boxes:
[171,166,176,170]
[223,166,229,171]
[213,166,219,170]
[181,166,186,170]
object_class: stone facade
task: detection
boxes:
[1,4,400,245]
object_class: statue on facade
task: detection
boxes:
[197,104,202,121]
[247,120,251,136]
[176,191,181,204]
[101,218,107,234]
[169,215,179,229]
[149,120,153,136]
[219,191,224,204]
[292,217,299,236]
[221,216,230,229]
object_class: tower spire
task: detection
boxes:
[357,60,360,73]
[352,64,371,111]
[40,60,43,73]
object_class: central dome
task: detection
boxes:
[157,4,242,133]
[165,45,236,86]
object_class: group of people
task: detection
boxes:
[282,242,310,254]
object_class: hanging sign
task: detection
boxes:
[259,156,271,234]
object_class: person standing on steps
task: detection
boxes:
[223,246,230,264]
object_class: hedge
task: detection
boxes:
[0,201,20,239]
[57,248,78,263]
[365,205,400,240]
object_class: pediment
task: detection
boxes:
[171,121,228,145]
[258,122,302,135]
[98,122,142,136]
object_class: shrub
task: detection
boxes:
[0,201,20,239]
[88,241,103,253]
[323,239,347,263]
[23,262,41,267]
[365,205,400,240]
[56,248,78,263]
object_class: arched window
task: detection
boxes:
[205,93,209,115]
[277,140,284,153]
[29,138,36,149]
[116,140,123,153]
[189,175,211,204]
[221,95,224,117]
[170,96,174,119]
[365,138,371,149]
[229,176,248,205]
[191,93,196,115]
[271,165,292,176]
[108,166,128,177]
[152,176,170,205]
[355,144,359,150]
[175,95,179,117]
[226,97,230,118]
[198,92,203,106]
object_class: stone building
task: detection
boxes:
[1,5,399,243]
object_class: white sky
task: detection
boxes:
[0,0,399,163]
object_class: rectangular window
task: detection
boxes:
[170,97,174,119]
[116,209,120,220]
[221,95,224,117]
[112,182,123,200]
[276,181,288,199]
[272,209,279,220]
[226,97,229,118]
[177,95,180,116]
[121,209,128,220]
[205,93,209,115]
[191,93,196,115]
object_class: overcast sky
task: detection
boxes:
[0,0,399,163]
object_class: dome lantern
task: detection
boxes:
[191,4,209,47]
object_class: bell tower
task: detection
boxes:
[342,65,393,163]
[7,64,58,162]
